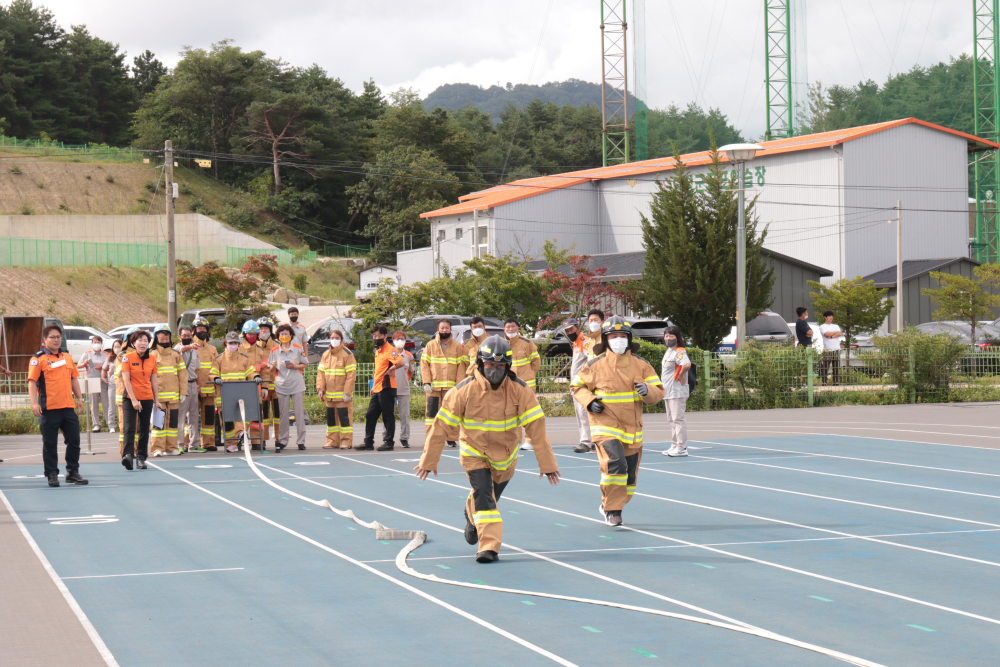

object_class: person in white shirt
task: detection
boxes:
[285,307,309,353]
[660,325,692,457]
[389,330,415,448]
[818,310,843,385]
[76,336,109,432]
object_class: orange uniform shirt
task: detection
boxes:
[28,350,78,411]
[371,342,398,394]
[120,350,158,400]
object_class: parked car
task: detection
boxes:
[178,308,256,344]
[407,315,505,342]
[307,317,357,363]
[627,319,671,344]
[915,321,1000,348]
[106,323,159,340]
[63,325,108,361]
[719,310,794,353]
[456,325,505,346]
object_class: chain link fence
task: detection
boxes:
[0,238,316,267]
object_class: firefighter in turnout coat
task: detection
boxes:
[317,330,356,448]
[190,318,219,451]
[571,316,664,526]
[239,320,271,447]
[420,319,468,448]
[251,316,280,442]
[149,324,187,456]
[416,335,560,563]
[209,331,262,452]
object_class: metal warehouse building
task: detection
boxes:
[401,119,997,292]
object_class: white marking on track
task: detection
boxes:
[62,567,244,580]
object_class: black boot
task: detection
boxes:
[354,442,374,451]
[121,454,133,471]
[573,442,591,453]
[376,443,394,451]
[136,458,148,470]
[46,473,60,487]
[475,550,499,563]
[446,441,458,448]
[65,472,88,485]
[464,511,477,545]
[400,439,409,449]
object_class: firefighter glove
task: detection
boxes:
[254,376,263,385]
[213,377,223,385]
[423,383,432,394]
[587,398,605,414]
[635,382,648,397]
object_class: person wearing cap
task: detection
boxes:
[420,318,467,450]
[120,329,162,470]
[463,317,489,377]
[76,335,109,433]
[209,331,263,452]
[28,324,88,487]
[253,316,280,445]
[285,307,309,353]
[149,324,187,457]
[174,326,200,451]
[357,325,401,451]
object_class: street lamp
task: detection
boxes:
[719,143,763,349]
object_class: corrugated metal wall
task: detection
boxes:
[428,212,488,275]
[397,247,434,286]
[844,124,969,279]
[883,259,999,331]
[494,182,600,258]
[766,257,826,321]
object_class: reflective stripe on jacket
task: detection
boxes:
[508,335,541,387]
[420,335,468,391]
[571,351,664,449]
[151,347,187,403]
[209,351,258,383]
[317,347,356,404]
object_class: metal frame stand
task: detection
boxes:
[82,378,106,456]
[218,381,266,453]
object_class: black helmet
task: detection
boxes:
[476,334,513,386]
[595,315,639,355]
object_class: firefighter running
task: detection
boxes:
[415,335,560,563]
[571,316,664,526]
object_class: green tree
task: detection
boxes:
[349,279,422,362]
[131,49,166,98]
[631,146,775,351]
[176,254,279,330]
[646,103,746,158]
[922,265,1000,343]
[64,26,135,144]
[808,277,893,364]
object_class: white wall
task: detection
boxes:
[358,266,398,289]
[493,182,600,259]
[397,247,433,286]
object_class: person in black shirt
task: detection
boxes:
[794,307,814,347]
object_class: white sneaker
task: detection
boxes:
[519,442,534,451]
[108,427,116,433]
[151,451,163,457]
[164,450,182,456]
[664,447,688,457]
[226,443,239,453]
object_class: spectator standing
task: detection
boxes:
[190,317,219,451]
[239,320,270,449]
[463,317,489,376]
[358,326,400,451]
[285,307,309,352]
[76,335,109,432]
[119,330,161,470]
[660,325,692,457]
[391,330,415,448]
[794,307,814,348]
[318,329,356,450]
[420,319,467,450]
[174,326,200,451]
[101,339,122,432]
[818,310,843,385]
[28,324,88,487]
[584,309,604,359]
[504,318,541,451]
[268,324,310,451]
[566,318,595,454]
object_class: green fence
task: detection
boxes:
[0,135,145,163]
[0,238,316,267]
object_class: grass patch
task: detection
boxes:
[0,409,39,435]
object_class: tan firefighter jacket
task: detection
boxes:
[195,341,217,396]
[463,332,489,377]
[571,350,664,451]
[508,334,541,388]
[114,346,135,402]
[151,346,188,403]
[317,346,356,406]
[420,335,468,392]
[419,369,558,474]
[209,350,258,384]
[245,338,278,386]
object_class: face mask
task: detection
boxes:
[506,331,517,339]
[226,343,239,352]
[260,331,270,341]
[472,327,484,338]
[483,365,507,387]
[289,315,298,323]
[438,332,451,340]
[330,338,342,348]
[589,322,601,333]
[279,334,292,343]
[92,342,102,351]
[245,334,258,345]
[181,337,193,345]
[157,338,171,348]
[196,331,209,340]
[666,339,677,348]
[608,338,629,355]
[567,332,579,342]
[373,337,385,347]
[394,339,405,349]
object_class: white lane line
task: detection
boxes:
[2,485,118,492]
[346,455,1000,628]
[691,439,1000,480]
[644,455,822,464]
[690,420,1000,431]
[684,454,1000,501]
[149,463,577,667]
[686,425,1000,446]
[357,528,1000,563]
[0,489,120,667]
[63,567,244,580]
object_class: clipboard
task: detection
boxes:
[152,405,166,430]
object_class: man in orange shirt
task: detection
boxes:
[356,325,404,451]
[28,324,88,487]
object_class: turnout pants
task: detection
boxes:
[465,462,516,554]
[260,387,279,441]
[277,391,307,448]
[364,388,396,445]
[40,407,81,477]
[425,390,455,444]
[150,400,181,455]
[107,383,118,429]
[214,390,245,445]
[573,384,592,445]
[664,398,688,450]
[325,402,352,447]
[199,394,216,448]
[595,439,642,512]
[122,399,153,460]
[88,382,109,428]
[179,382,199,447]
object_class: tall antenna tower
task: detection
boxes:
[764,0,807,140]
[601,1,630,166]
[973,0,1000,263]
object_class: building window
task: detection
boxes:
[366,282,377,289]
[437,230,445,241]
[478,227,487,244]
[455,228,463,240]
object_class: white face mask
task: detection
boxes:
[608,338,629,355]
[92,342,102,351]
[505,330,518,339]
[589,322,601,332]
[330,338,341,348]
[260,331,270,341]
[394,339,405,349]
[472,327,485,338]
[226,343,239,352]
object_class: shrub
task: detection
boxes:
[35,181,44,188]
[85,175,91,180]
[144,180,156,192]
[293,274,308,292]
[18,202,33,215]
[221,198,256,230]
[872,327,967,400]
[105,173,115,183]
[66,313,94,326]
[0,409,40,436]
[729,343,810,408]
[179,182,193,196]
[260,219,280,235]
[188,195,215,216]
[9,164,21,174]
[58,201,69,211]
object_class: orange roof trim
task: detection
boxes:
[421,118,999,219]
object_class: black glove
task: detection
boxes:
[635,382,648,397]
[587,398,605,414]
[254,376,263,385]
[213,377,222,385]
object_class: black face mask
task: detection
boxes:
[438,332,451,340]
[181,337,193,345]
[195,331,209,341]
[157,339,171,348]
[289,315,298,323]
[373,337,385,347]
[567,331,579,342]
[483,365,507,388]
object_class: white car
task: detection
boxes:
[63,326,108,362]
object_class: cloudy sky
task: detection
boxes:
[38,0,967,138]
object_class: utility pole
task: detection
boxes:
[472,208,479,261]
[896,200,903,332]
[165,140,177,335]
[736,161,747,346]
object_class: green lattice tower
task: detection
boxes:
[764,0,792,140]
[601,1,630,166]
[633,0,648,161]
[974,0,1000,264]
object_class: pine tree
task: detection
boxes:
[634,144,775,351]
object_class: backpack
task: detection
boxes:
[688,361,698,392]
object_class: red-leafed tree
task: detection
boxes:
[538,241,627,329]
[177,254,279,331]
